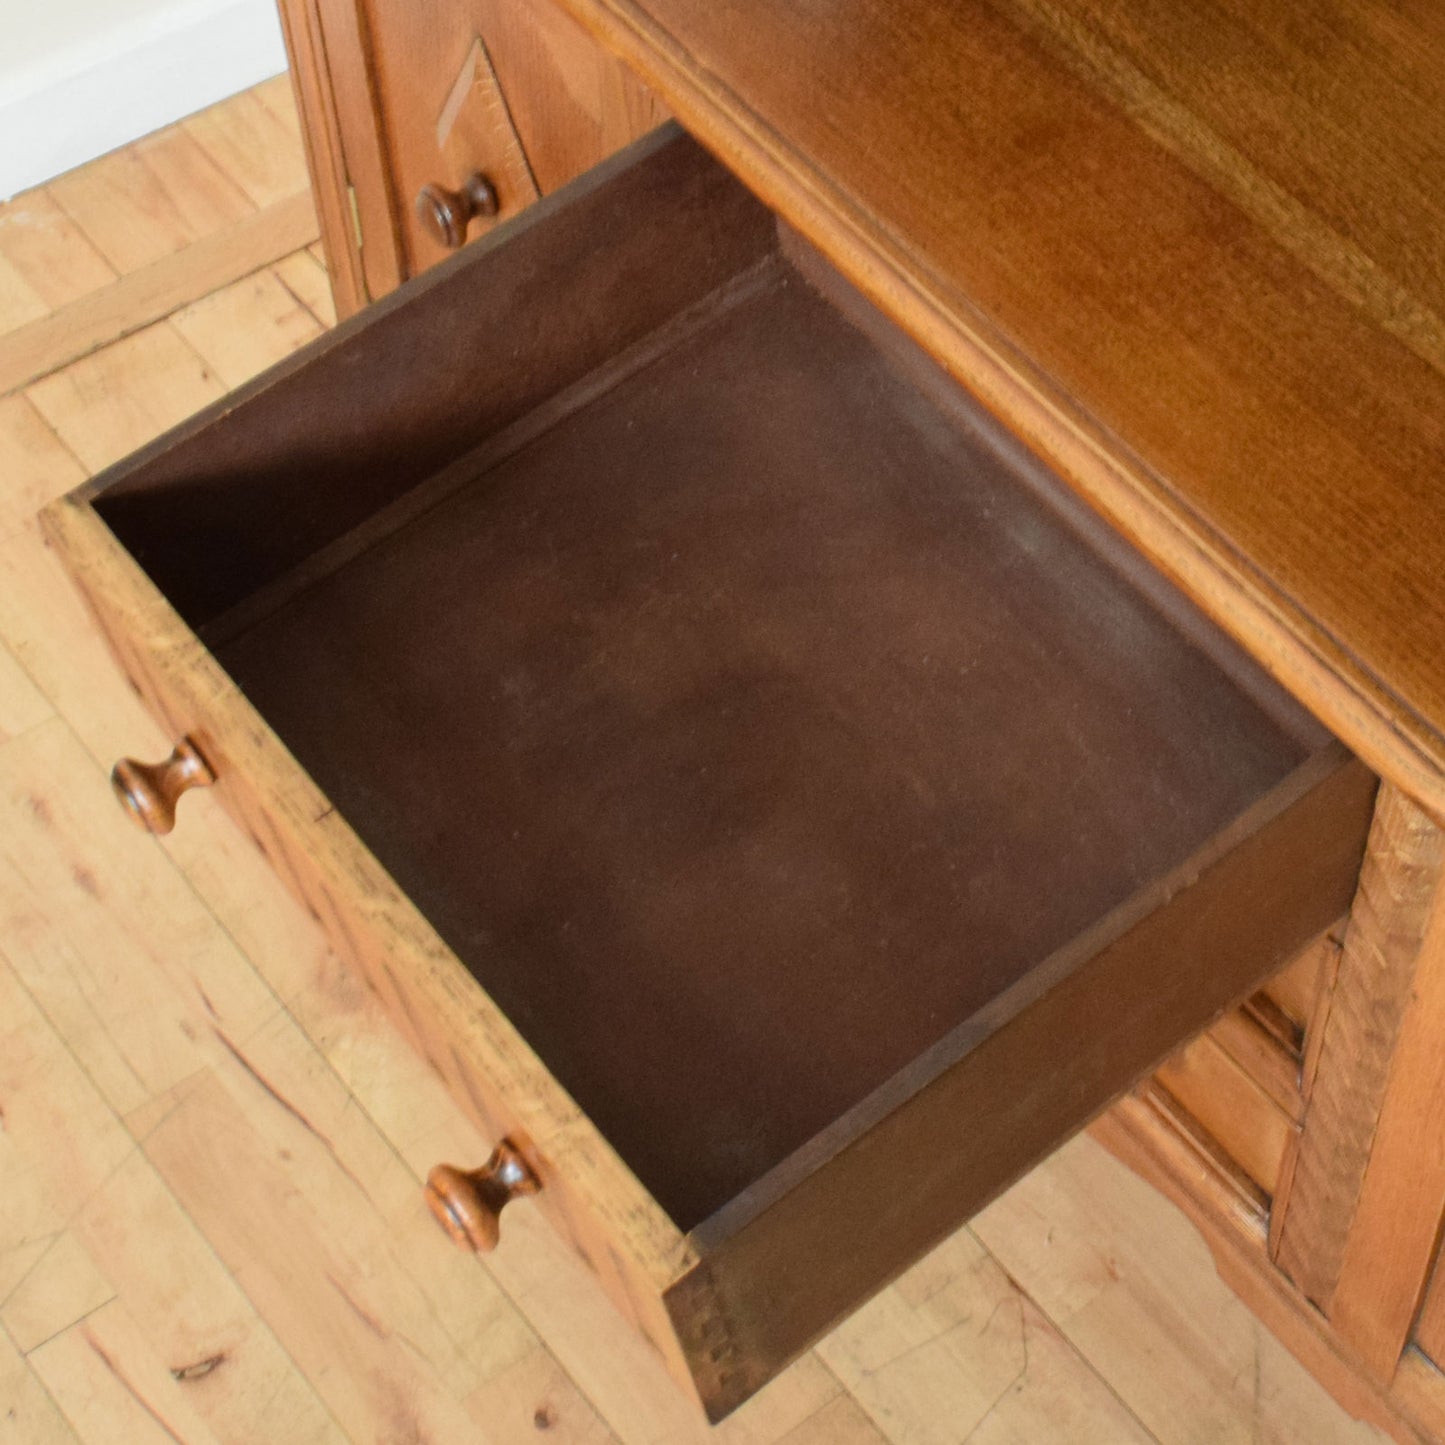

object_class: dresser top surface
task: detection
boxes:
[558,0,1445,813]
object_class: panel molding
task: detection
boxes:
[1273,783,1444,1312]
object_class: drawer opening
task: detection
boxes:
[91,128,1338,1236]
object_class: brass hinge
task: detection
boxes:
[346,183,364,252]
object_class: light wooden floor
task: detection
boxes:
[0,77,1389,1445]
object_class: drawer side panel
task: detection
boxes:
[672,747,1377,1420]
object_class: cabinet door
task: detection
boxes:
[361,0,666,276]
[277,0,407,314]
[277,0,666,312]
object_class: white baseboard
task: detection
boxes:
[0,0,289,200]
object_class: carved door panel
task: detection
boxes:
[359,0,665,276]
[277,0,665,311]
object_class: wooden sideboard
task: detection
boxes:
[48,0,1445,1437]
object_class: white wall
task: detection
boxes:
[0,0,289,199]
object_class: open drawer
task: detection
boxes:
[44,126,1376,1420]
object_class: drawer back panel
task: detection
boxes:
[92,127,776,628]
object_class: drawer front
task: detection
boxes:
[45,126,1378,1421]
[1154,1030,1297,1200]
[42,492,703,1402]
[1145,933,1339,1208]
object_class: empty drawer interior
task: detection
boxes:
[92,128,1328,1233]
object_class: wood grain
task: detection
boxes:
[986,1128,1393,1445]
[183,86,312,211]
[0,190,116,326]
[815,1227,1154,1445]
[1274,785,1445,1311]
[24,323,227,475]
[986,0,1445,380]
[47,127,252,275]
[0,905,341,1445]
[0,395,86,542]
[1329,844,1445,1379]
[0,639,50,742]
[289,0,409,308]
[272,249,338,327]
[0,193,318,395]
[0,1324,82,1445]
[1264,937,1333,1034]
[1205,1004,1305,1124]
[168,263,325,389]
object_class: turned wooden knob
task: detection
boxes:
[110,737,215,835]
[415,172,500,249]
[425,1140,540,1252]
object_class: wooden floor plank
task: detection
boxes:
[254,73,307,145]
[185,87,314,210]
[0,250,51,334]
[170,262,325,389]
[143,1066,557,1445]
[464,1349,622,1443]
[25,321,226,474]
[0,193,318,396]
[0,639,52,742]
[68,1153,345,1445]
[274,248,339,328]
[0,522,166,767]
[0,395,87,541]
[1,1232,114,1355]
[775,1395,891,1445]
[0,720,281,1117]
[48,125,254,276]
[816,1229,1154,1445]
[0,719,610,1444]
[0,190,117,317]
[0,1008,71,1309]
[974,1136,1387,1445]
[0,935,343,1445]
[27,1300,230,1445]
[0,1324,82,1445]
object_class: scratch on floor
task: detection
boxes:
[211,1024,368,1195]
[326,1271,391,1340]
[961,1296,1031,1443]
